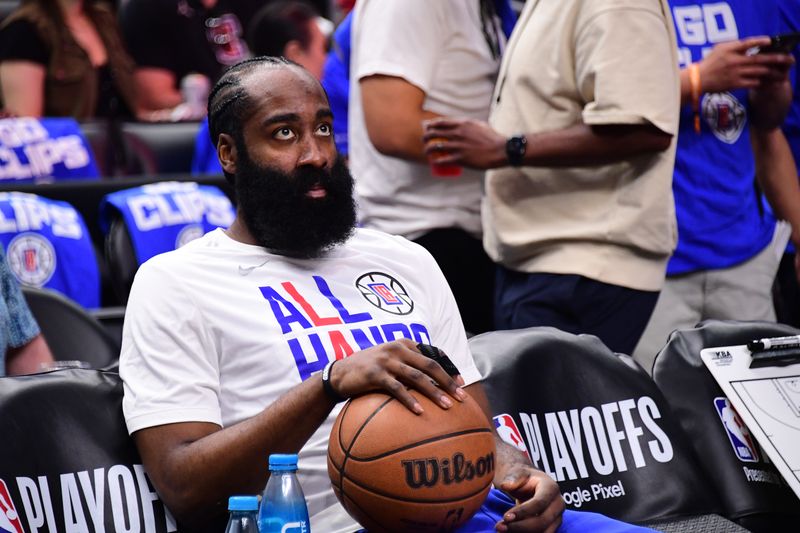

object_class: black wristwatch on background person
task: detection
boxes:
[506,135,527,166]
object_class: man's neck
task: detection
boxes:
[224,217,258,246]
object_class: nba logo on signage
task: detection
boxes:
[714,397,759,462]
[493,414,530,461]
[368,283,401,306]
[0,479,23,533]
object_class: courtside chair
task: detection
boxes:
[22,286,120,369]
[652,320,800,532]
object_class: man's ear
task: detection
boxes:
[217,133,238,175]
[283,40,305,63]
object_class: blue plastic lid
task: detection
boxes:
[269,453,298,469]
[228,495,259,511]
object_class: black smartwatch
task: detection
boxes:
[506,135,527,166]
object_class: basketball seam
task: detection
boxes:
[336,395,395,496]
[344,427,493,461]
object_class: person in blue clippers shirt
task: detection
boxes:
[772,0,800,327]
[633,0,796,370]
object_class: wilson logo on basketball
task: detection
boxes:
[402,452,495,489]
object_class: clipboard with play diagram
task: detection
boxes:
[701,342,800,499]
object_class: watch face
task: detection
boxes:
[506,136,526,165]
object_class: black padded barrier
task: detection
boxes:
[469,327,724,525]
[0,369,176,532]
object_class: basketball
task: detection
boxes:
[328,391,496,533]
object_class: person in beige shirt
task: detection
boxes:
[423,0,681,355]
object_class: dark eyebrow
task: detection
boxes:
[262,113,301,127]
[261,108,333,128]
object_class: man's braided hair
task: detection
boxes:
[207,56,296,182]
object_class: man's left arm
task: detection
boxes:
[466,383,564,533]
[749,61,793,129]
[422,5,677,170]
[751,126,800,282]
[422,120,672,170]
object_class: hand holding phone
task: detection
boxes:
[758,32,800,54]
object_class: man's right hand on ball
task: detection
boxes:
[325,339,468,414]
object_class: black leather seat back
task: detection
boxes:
[0,369,176,532]
[121,122,202,176]
[104,215,138,305]
[652,320,800,531]
[23,286,120,368]
[469,327,721,523]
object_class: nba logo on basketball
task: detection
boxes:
[0,479,24,533]
[714,397,759,463]
[493,414,530,461]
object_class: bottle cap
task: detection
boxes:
[269,453,299,469]
[228,495,259,511]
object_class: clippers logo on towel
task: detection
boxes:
[494,414,530,461]
[355,272,414,315]
[0,480,23,533]
[7,233,56,287]
[714,397,759,462]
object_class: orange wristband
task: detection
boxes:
[688,63,702,134]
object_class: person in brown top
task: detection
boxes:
[0,0,139,120]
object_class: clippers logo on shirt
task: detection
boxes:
[714,397,759,462]
[205,14,249,66]
[0,480,23,533]
[493,414,530,461]
[355,272,414,315]
[702,92,746,144]
[260,274,431,381]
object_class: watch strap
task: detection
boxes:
[321,360,346,403]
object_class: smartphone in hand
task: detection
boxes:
[758,32,800,54]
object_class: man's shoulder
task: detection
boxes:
[349,227,432,258]
[137,230,221,275]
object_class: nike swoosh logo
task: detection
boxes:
[238,259,270,276]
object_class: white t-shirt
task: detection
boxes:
[120,228,482,531]
[348,0,503,239]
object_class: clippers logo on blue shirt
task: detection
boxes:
[99,182,235,265]
[259,275,431,381]
[0,192,100,308]
[0,118,99,183]
[714,397,760,462]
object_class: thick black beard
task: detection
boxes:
[234,149,357,259]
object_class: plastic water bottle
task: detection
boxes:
[258,454,310,533]
[224,496,259,533]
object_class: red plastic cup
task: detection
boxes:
[427,137,462,178]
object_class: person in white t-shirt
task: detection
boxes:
[119,57,566,533]
[347,0,508,335]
